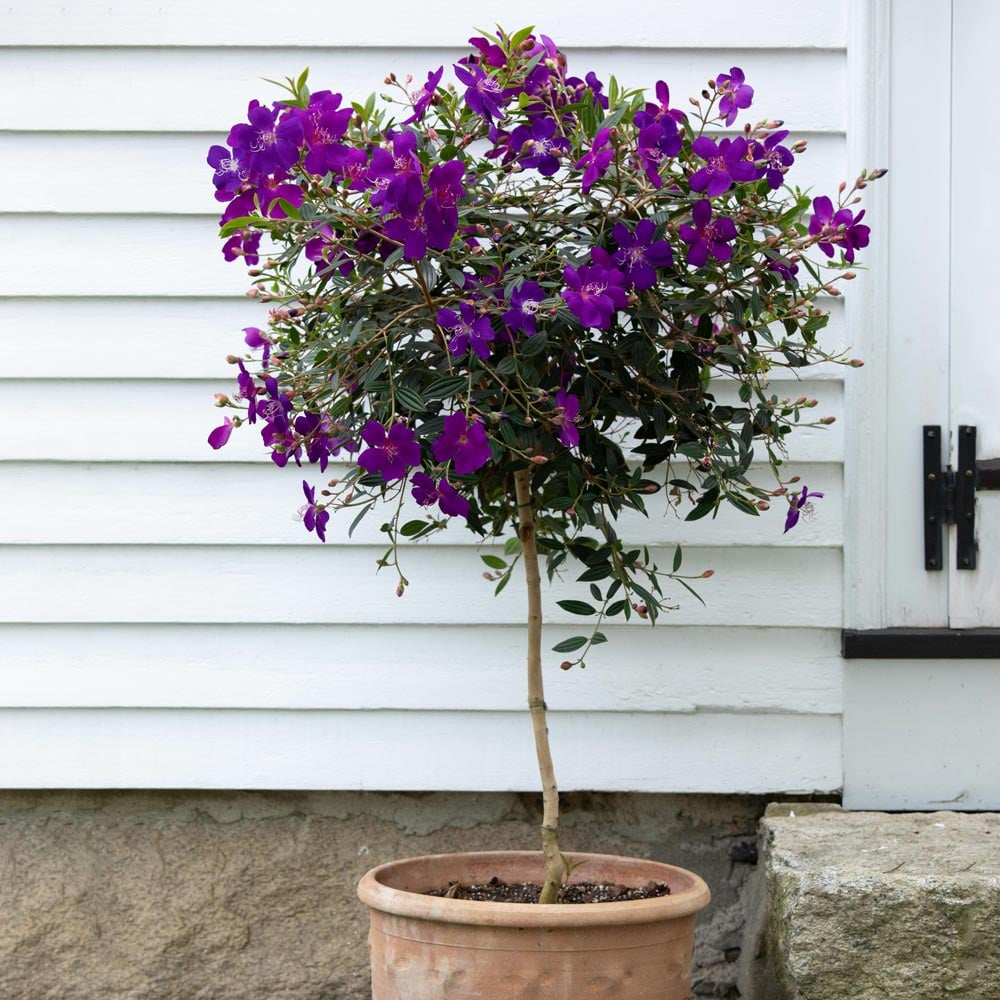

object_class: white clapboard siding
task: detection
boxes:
[2,2,847,50]
[0,131,847,216]
[2,545,842,627]
[0,709,841,793]
[0,379,846,463]
[0,9,858,792]
[1,48,845,134]
[0,462,843,547]
[0,624,842,713]
[0,294,850,379]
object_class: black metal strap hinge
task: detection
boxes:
[924,425,1000,571]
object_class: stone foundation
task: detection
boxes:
[0,791,768,999]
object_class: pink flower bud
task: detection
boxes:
[849,358,865,368]
[701,569,715,578]
[531,455,548,465]
[821,415,837,425]
[560,661,574,671]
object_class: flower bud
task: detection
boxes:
[701,569,715,578]
[560,661,574,671]
[531,455,548,465]
[756,500,770,511]
[633,603,649,618]
[214,394,230,406]
[842,271,857,280]
[821,415,837,425]
[849,358,865,368]
[788,475,801,484]
[396,584,405,597]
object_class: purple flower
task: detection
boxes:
[466,36,507,68]
[503,280,546,336]
[679,200,738,267]
[783,485,824,533]
[751,130,794,190]
[403,66,444,125]
[638,80,687,127]
[715,67,754,126]
[432,412,492,474]
[227,101,304,179]
[553,390,580,448]
[357,420,421,482]
[383,209,430,261]
[509,116,569,176]
[243,326,269,350]
[207,417,235,450]
[221,231,261,265]
[410,472,470,518]
[437,303,496,360]
[561,248,628,329]
[207,145,245,202]
[575,128,615,193]
[454,62,512,121]
[809,196,870,264]
[292,90,353,176]
[689,136,757,197]
[368,130,424,217]
[635,120,681,189]
[612,219,673,291]
[425,159,466,250]
[301,480,330,542]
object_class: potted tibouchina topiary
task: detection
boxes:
[207,27,881,998]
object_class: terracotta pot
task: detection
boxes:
[357,850,710,999]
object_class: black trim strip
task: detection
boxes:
[842,629,1000,659]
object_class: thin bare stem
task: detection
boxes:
[514,466,562,904]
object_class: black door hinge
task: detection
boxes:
[924,425,1000,571]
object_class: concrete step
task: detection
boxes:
[738,804,1000,999]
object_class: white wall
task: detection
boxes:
[0,1,859,791]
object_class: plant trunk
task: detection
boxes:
[514,466,563,904]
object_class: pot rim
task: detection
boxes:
[357,850,711,927]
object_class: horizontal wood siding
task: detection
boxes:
[1,4,854,790]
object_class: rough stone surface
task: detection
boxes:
[739,804,1000,1000]
[0,790,769,1000]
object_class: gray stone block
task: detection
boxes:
[740,805,1000,999]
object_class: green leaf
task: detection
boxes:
[552,635,589,653]
[589,583,602,602]
[425,375,468,399]
[503,537,522,556]
[676,577,707,606]
[557,600,597,616]
[606,600,627,617]
[591,632,608,645]
[494,573,512,596]
[218,215,257,238]
[481,554,507,570]
[400,519,429,537]
[395,387,427,413]
[577,563,613,582]
[672,544,683,573]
